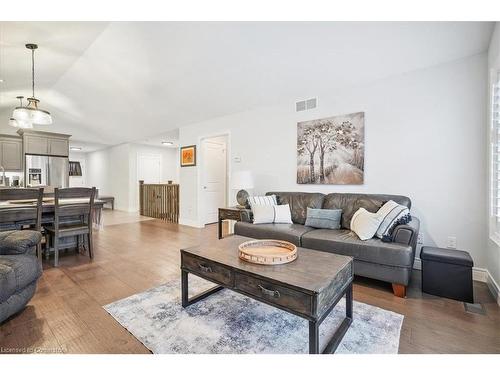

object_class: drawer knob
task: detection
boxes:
[199,264,213,273]
[258,284,280,299]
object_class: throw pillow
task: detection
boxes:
[252,204,275,224]
[350,207,383,241]
[252,204,293,224]
[247,195,277,209]
[375,200,411,240]
[274,204,293,224]
[304,208,342,229]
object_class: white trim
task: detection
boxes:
[178,217,204,228]
[486,270,500,306]
[413,257,500,305]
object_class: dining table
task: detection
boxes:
[0,197,106,230]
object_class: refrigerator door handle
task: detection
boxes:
[47,157,51,187]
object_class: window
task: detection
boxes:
[490,70,500,242]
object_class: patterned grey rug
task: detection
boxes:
[104,276,403,354]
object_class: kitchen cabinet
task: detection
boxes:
[18,130,70,157]
[24,134,49,155]
[0,136,23,171]
[48,138,69,156]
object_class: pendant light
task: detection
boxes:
[9,97,33,128]
[11,43,52,126]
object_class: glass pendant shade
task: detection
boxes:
[10,43,53,126]
[12,97,52,125]
[9,117,33,129]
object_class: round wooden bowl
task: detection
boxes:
[238,239,298,265]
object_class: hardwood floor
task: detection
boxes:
[1,211,499,354]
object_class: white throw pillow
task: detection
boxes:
[375,200,410,239]
[252,204,292,224]
[252,204,275,224]
[247,195,277,209]
[274,204,293,224]
[350,208,383,241]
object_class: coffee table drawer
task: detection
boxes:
[234,272,312,316]
[182,253,233,287]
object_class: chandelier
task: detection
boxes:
[10,43,52,127]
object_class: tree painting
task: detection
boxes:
[297,112,364,184]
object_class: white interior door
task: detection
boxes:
[202,140,227,224]
[137,153,161,183]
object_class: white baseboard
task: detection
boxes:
[413,257,500,305]
[179,217,204,228]
[486,270,500,306]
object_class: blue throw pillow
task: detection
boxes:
[304,208,342,229]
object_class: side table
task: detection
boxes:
[218,207,244,239]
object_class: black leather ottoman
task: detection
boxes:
[420,246,474,303]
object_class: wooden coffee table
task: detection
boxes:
[180,235,353,354]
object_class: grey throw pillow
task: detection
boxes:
[304,208,342,229]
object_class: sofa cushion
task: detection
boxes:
[0,254,42,303]
[301,229,414,268]
[322,193,412,229]
[266,192,324,225]
[0,230,42,256]
[234,222,316,246]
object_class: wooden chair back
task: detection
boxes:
[0,188,44,230]
[53,187,96,231]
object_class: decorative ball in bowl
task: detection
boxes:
[238,239,297,265]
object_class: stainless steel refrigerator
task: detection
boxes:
[25,155,69,189]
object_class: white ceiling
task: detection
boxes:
[0,22,495,148]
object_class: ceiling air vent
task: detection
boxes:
[295,97,317,112]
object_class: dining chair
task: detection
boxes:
[0,187,44,259]
[44,187,96,267]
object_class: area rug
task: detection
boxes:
[104,276,403,354]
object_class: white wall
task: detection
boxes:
[128,143,179,212]
[86,144,130,210]
[179,54,489,271]
[85,142,179,212]
[487,22,500,295]
[86,148,110,195]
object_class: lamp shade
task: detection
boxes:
[231,170,254,190]
[9,117,33,129]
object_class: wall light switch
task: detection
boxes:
[447,236,457,249]
[234,156,241,163]
[417,233,424,245]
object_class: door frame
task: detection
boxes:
[198,132,231,227]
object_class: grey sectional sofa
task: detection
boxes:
[234,192,420,297]
[0,230,43,323]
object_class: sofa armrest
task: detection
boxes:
[392,216,420,248]
[0,230,42,256]
[240,209,253,223]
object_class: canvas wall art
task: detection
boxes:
[297,112,365,184]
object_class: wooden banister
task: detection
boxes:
[139,181,179,223]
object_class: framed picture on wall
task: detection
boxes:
[297,112,365,184]
[180,145,197,167]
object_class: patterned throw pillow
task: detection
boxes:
[304,208,342,229]
[375,200,412,241]
[247,195,277,209]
